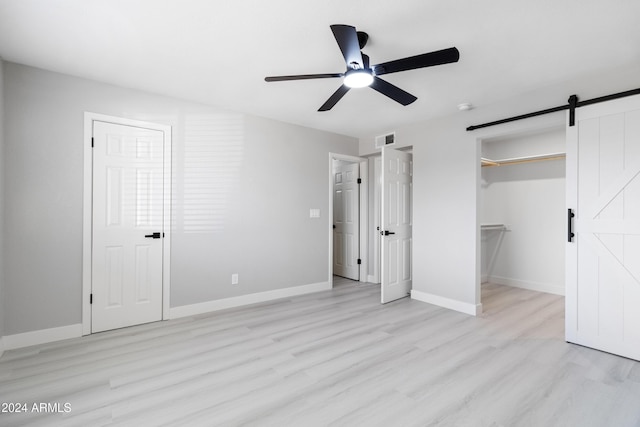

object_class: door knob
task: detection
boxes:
[145,232,162,239]
[381,230,396,236]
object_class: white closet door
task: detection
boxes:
[566,95,640,361]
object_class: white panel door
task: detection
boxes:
[333,162,360,280]
[381,148,412,303]
[566,95,640,361]
[92,121,165,333]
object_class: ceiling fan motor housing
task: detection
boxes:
[357,31,369,49]
[264,24,460,111]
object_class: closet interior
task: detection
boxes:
[480,127,566,298]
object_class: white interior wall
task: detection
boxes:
[2,62,358,336]
[481,128,566,295]
[360,115,483,314]
[359,61,640,315]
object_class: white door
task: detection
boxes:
[381,148,412,303]
[333,161,360,280]
[92,121,165,333]
[566,94,640,361]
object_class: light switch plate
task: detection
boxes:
[309,208,320,218]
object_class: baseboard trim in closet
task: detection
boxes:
[170,281,332,319]
[3,323,83,350]
[487,276,565,296]
[411,290,482,316]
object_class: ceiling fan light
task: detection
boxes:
[344,69,374,88]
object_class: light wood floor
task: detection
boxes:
[1,279,639,426]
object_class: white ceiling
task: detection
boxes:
[1,0,640,138]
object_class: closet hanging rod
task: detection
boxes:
[480,224,506,230]
[480,158,500,167]
[481,152,565,167]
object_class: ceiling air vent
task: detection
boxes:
[375,132,396,149]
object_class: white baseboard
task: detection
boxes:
[487,275,565,296]
[411,290,482,316]
[3,324,83,351]
[170,281,332,319]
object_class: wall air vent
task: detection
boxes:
[375,132,396,149]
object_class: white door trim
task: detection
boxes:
[370,155,382,284]
[82,112,172,335]
[328,153,368,286]
[475,113,565,312]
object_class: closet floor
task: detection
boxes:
[1,281,639,426]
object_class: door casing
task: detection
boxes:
[475,113,566,314]
[82,113,172,335]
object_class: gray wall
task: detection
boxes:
[359,61,640,312]
[3,62,358,335]
[0,59,5,342]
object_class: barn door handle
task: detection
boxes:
[567,209,575,242]
[145,232,162,239]
[381,230,395,236]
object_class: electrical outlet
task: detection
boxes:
[231,273,239,285]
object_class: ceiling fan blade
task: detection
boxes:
[318,85,350,111]
[370,77,417,106]
[373,47,460,76]
[330,25,364,69]
[265,73,343,82]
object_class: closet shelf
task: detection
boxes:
[481,152,566,167]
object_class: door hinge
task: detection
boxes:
[357,259,362,265]
[91,137,94,148]
[357,178,362,184]
[90,293,93,304]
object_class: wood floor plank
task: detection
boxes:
[1,279,639,426]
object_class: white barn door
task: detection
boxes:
[333,161,360,280]
[381,148,412,303]
[566,95,640,361]
[91,120,165,333]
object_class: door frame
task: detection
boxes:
[328,153,368,286]
[82,112,172,335]
[370,156,382,284]
[475,113,565,312]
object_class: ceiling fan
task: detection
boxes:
[265,24,460,111]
